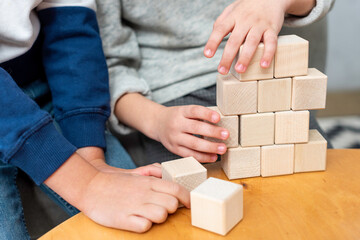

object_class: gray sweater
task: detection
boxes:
[96,0,334,134]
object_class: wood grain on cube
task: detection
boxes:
[274,35,308,78]
[191,177,243,236]
[161,157,207,192]
[261,144,294,177]
[258,78,292,112]
[275,110,309,144]
[230,43,274,81]
[292,68,328,110]
[216,73,257,116]
[221,146,260,180]
[204,106,239,148]
[240,112,274,147]
[294,129,327,173]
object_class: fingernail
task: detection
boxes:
[235,64,246,73]
[261,60,269,68]
[211,114,218,122]
[205,49,212,57]
[218,66,228,74]
[221,131,229,139]
[218,145,226,153]
[211,155,218,161]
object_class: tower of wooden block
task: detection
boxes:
[214,34,328,179]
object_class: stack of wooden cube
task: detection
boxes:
[210,35,328,179]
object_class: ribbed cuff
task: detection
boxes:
[11,121,77,185]
[58,112,108,149]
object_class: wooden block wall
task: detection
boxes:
[204,106,239,148]
[294,129,327,173]
[221,146,260,180]
[275,110,309,144]
[216,73,257,116]
[261,144,294,177]
[258,78,292,112]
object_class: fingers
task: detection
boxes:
[217,25,248,75]
[178,134,227,155]
[119,215,152,233]
[204,17,234,58]
[176,145,218,163]
[182,105,220,123]
[146,192,179,214]
[152,179,190,208]
[133,164,162,178]
[260,29,277,68]
[183,119,228,140]
[134,204,169,224]
[234,27,264,73]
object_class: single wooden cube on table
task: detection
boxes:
[294,129,327,173]
[161,157,207,192]
[191,177,243,236]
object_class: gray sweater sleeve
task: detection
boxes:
[96,0,151,134]
[284,0,335,27]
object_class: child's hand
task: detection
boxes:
[154,105,229,162]
[82,171,190,233]
[204,0,287,75]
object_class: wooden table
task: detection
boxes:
[40,149,360,239]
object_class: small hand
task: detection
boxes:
[154,105,229,163]
[81,171,190,232]
[204,0,287,74]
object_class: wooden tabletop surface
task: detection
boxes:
[40,149,360,240]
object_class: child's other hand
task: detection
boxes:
[204,0,287,75]
[82,171,190,232]
[154,105,229,163]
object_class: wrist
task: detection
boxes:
[44,153,100,211]
[145,103,166,141]
[283,0,316,16]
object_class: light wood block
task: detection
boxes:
[274,35,308,78]
[240,112,274,147]
[292,68,328,110]
[162,157,207,192]
[261,144,294,177]
[275,110,309,144]
[204,106,239,148]
[230,43,274,81]
[258,78,292,112]
[221,146,260,180]
[191,177,243,236]
[216,73,257,116]
[294,129,327,173]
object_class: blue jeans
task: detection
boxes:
[0,79,136,239]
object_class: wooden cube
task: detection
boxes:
[191,177,243,236]
[258,78,292,112]
[230,43,274,81]
[216,73,257,116]
[274,35,309,78]
[221,146,260,180]
[294,129,327,173]
[261,144,294,177]
[162,157,207,192]
[204,106,239,148]
[292,68,328,110]
[240,112,274,147]
[275,111,309,144]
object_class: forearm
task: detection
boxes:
[115,93,165,141]
[44,153,99,210]
[284,0,316,16]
